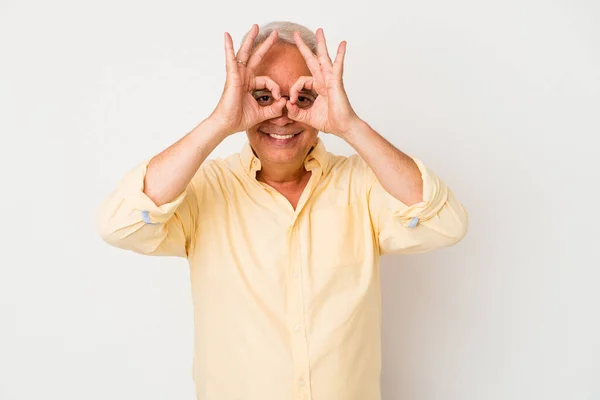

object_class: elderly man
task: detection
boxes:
[96,21,468,400]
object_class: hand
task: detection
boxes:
[286,28,361,137]
[209,24,287,137]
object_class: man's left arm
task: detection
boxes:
[344,119,469,255]
[287,28,468,254]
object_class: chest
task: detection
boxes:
[267,174,312,211]
[275,187,305,210]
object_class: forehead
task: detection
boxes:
[254,43,312,89]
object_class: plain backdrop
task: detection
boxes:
[1,0,599,399]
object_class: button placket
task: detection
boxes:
[287,223,312,399]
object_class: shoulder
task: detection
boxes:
[325,152,371,180]
[192,152,243,178]
[187,152,246,195]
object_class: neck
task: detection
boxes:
[256,162,310,187]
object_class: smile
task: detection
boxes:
[259,130,302,140]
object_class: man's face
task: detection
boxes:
[246,43,319,167]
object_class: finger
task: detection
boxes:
[235,24,259,63]
[289,76,313,104]
[253,76,281,99]
[293,31,323,81]
[285,101,309,123]
[332,41,347,78]
[316,28,333,68]
[261,97,287,120]
[224,32,240,82]
[246,30,278,70]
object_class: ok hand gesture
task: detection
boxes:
[209,24,287,137]
[285,28,360,137]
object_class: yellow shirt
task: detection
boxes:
[96,137,468,400]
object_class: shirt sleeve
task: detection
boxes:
[95,158,201,258]
[366,156,469,255]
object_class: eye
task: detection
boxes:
[254,94,274,106]
[296,95,315,109]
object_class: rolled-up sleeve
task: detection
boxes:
[367,157,469,255]
[95,159,201,258]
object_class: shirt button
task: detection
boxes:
[292,272,299,278]
[408,216,419,228]
[299,380,306,386]
[294,325,301,332]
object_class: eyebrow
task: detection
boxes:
[252,89,317,98]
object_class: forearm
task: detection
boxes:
[343,119,423,206]
[144,117,227,206]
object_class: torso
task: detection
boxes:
[280,188,305,210]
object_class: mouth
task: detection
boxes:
[259,129,303,142]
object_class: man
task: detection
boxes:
[96,21,468,400]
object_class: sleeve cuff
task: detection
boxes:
[118,158,188,224]
[385,157,449,228]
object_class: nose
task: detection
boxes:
[268,96,294,126]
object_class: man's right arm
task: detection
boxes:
[95,25,286,257]
[143,118,227,207]
[95,119,227,257]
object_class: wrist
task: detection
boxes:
[338,116,366,141]
[189,117,229,145]
[205,115,236,139]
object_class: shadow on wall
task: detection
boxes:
[379,245,478,399]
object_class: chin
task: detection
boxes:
[261,148,301,164]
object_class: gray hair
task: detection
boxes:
[242,21,317,55]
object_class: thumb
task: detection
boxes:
[285,102,309,123]
[261,97,287,120]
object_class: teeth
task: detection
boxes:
[269,133,295,139]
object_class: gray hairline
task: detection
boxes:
[241,21,318,55]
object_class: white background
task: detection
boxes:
[1,0,599,399]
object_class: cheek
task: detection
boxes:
[302,127,319,140]
[246,125,261,138]
[245,128,263,147]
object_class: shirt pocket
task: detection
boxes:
[308,204,365,267]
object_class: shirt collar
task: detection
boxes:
[240,137,330,178]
